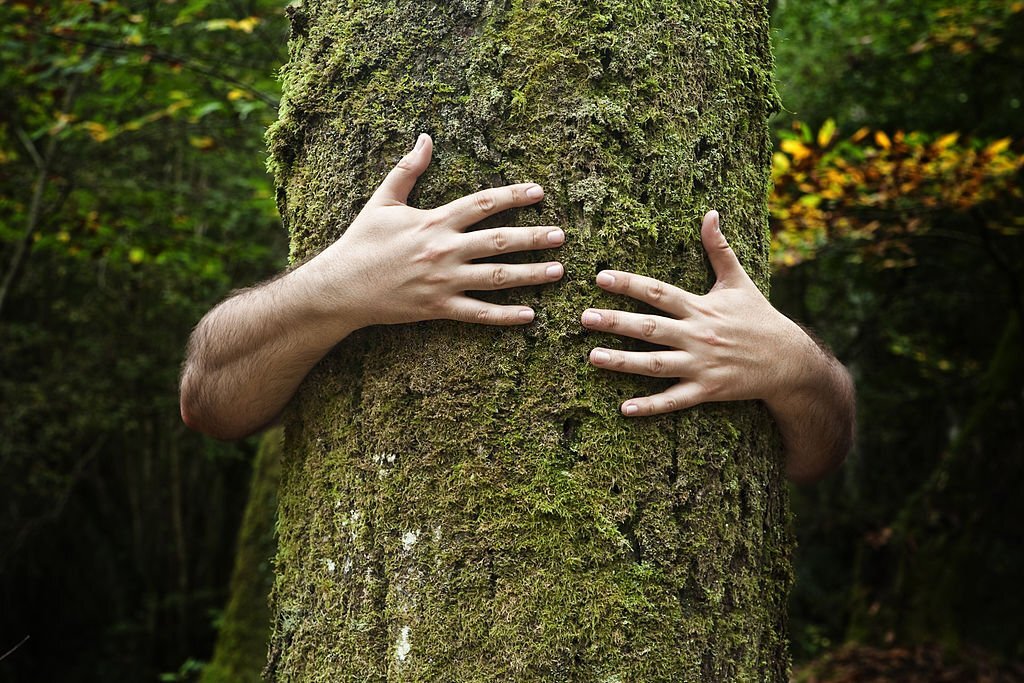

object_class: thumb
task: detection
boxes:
[370,133,432,206]
[701,210,748,286]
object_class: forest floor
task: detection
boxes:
[793,644,1024,683]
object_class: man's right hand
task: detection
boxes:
[307,133,564,330]
[180,133,563,439]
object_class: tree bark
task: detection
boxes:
[202,428,283,683]
[266,1,791,680]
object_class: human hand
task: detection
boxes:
[581,210,813,417]
[309,133,564,329]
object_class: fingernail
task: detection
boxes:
[591,349,610,364]
[582,310,602,325]
[622,403,638,416]
[546,229,565,245]
[546,263,563,279]
[711,210,720,232]
[596,272,615,287]
[526,185,544,199]
[518,309,535,321]
[414,134,427,151]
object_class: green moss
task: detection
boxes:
[202,428,284,683]
[266,1,791,680]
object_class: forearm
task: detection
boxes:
[765,324,855,484]
[180,255,361,440]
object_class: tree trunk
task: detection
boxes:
[266,1,791,680]
[202,428,283,683]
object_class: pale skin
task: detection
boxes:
[180,134,854,484]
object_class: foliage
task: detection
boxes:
[773,0,1024,667]
[773,0,1024,137]
[771,120,1023,269]
[0,1,287,680]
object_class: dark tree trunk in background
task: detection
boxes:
[202,429,283,683]
[265,1,791,680]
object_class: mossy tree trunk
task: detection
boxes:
[266,1,791,680]
[202,428,283,683]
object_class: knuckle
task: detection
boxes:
[422,270,450,286]
[509,186,523,203]
[647,281,664,301]
[531,228,543,248]
[702,328,721,346]
[491,266,508,286]
[474,191,497,213]
[492,230,509,252]
[395,157,415,172]
[648,354,665,374]
[475,307,492,322]
[612,352,627,369]
[663,397,679,412]
[414,244,450,264]
[422,210,448,231]
[641,317,658,338]
[698,378,720,398]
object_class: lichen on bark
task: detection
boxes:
[266,1,792,680]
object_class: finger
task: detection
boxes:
[621,383,705,417]
[588,347,693,379]
[445,296,536,326]
[594,270,695,318]
[460,262,564,291]
[369,133,433,206]
[580,308,683,347]
[700,210,748,286]
[461,226,565,259]
[436,183,546,231]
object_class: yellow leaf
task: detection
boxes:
[851,127,871,143]
[772,151,791,174]
[780,139,811,161]
[934,132,960,151]
[985,138,1012,156]
[189,135,216,150]
[875,131,892,150]
[227,88,249,101]
[203,16,260,33]
[129,248,146,264]
[817,118,837,148]
[235,16,260,33]
[82,121,111,142]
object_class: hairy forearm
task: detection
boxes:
[766,324,856,484]
[180,256,360,440]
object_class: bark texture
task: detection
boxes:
[266,1,792,680]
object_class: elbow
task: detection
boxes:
[179,373,251,441]
[179,375,213,436]
[785,405,856,485]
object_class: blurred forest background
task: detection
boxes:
[1,0,1021,681]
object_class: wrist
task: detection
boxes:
[288,246,371,339]
[763,314,826,409]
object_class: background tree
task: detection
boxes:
[264,0,791,680]
[202,428,283,683]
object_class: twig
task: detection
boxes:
[0,635,30,663]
